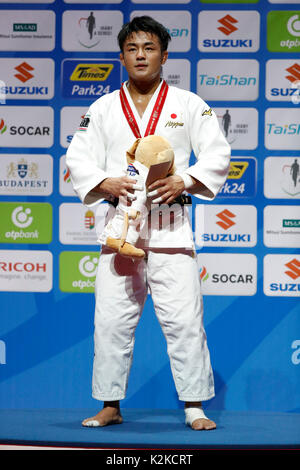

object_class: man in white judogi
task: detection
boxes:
[66,16,231,430]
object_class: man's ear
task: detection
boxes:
[161,51,168,65]
[120,52,125,67]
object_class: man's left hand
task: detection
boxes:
[147,175,185,204]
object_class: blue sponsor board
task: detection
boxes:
[61,59,122,99]
[217,156,257,198]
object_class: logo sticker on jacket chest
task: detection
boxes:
[164,113,184,129]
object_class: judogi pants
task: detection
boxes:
[92,248,215,402]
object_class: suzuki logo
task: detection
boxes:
[285,63,300,83]
[216,209,236,230]
[285,258,300,280]
[14,62,34,83]
[217,15,238,36]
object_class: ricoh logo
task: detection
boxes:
[0,260,47,274]
[198,11,259,53]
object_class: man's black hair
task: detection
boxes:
[118,16,171,52]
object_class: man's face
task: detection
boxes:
[120,31,168,83]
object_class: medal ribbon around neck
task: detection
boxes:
[119,80,169,138]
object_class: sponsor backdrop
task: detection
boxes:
[0,0,299,414]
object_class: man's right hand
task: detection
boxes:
[92,176,140,199]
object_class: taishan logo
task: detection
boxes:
[70,64,113,81]
[218,15,238,36]
[14,62,34,83]
[216,209,236,230]
[285,258,300,280]
[285,63,300,83]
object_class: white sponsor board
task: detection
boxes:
[197,59,259,101]
[161,59,190,90]
[265,108,300,150]
[195,204,257,247]
[132,0,191,3]
[214,107,258,150]
[59,203,108,245]
[60,106,88,148]
[0,58,54,100]
[62,10,123,52]
[0,1,54,2]
[266,59,300,102]
[59,155,76,197]
[264,205,300,248]
[264,254,300,297]
[0,106,54,148]
[264,156,300,199]
[0,154,53,196]
[131,10,191,52]
[0,250,52,292]
[0,10,55,51]
[198,10,260,53]
[64,0,122,3]
[197,253,257,296]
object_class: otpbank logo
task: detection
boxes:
[197,59,259,101]
[194,204,257,247]
[0,202,52,244]
[265,108,300,150]
[264,255,300,297]
[267,11,300,52]
[266,60,300,103]
[59,251,100,293]
[198,11,260,52]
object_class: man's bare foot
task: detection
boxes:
[184,401,216,431]
[82,405,123,427]
[190,417,216,431]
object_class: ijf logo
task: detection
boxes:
[198,11,259,52]
[266,60,300,104]
[195,204,257,247]
[264,255,300,297]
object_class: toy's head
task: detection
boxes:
[126,135,175,174]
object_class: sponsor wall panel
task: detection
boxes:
[0,1,299,414]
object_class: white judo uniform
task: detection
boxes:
[66,80,231,402]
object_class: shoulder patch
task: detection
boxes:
[202,108,212,117]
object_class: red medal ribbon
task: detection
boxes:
[119,80,169,139]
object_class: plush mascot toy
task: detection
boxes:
[99,135,175,259]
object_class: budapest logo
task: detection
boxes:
[14,62,34,83]
[218,15,238,36]
[285,258,300,280]
[0,119,7,134]
[216,209,236,230]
